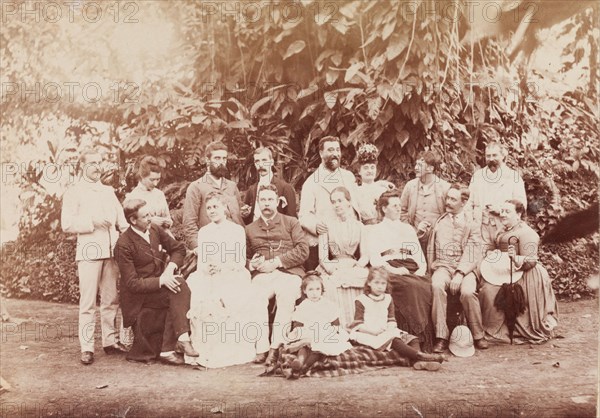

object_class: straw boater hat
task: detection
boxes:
[480,250,524,286]
[448,325,475,357]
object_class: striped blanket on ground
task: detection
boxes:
[260,345,411,378]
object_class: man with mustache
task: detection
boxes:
[245,184,309,365]
[468,141,526,250]
[425,184,487,353]
[115,199,198,365]
[61,148,129,365]
[182,141,250,251]
[298,136,360,270]
[243,147,297,224]
[399,150,450,252]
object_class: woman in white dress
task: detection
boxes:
[318,186,370,328]
[186,192,260,368]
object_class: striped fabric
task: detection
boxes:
[324,285,364,329]
[263,345,411,379]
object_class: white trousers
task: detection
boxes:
[77,258,120,352]
[252,270,301,353]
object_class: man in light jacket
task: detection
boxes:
[468,141,527,250]
[298,136,359,270]
[399,150,450,251]
[425,184,487,353]
[61,149,129,365]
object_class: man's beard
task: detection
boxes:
[486,160,499,171]
[324,156,340,171]
[209,163,229,179]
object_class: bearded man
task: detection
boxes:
[468,141,527,250]
[182,141,251,251]
[298,136,360,270]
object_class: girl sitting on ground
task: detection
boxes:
[349,267,446,371]
[286,272,352,378]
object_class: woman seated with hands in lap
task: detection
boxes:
[317,186,370,327]
[368,190,435,350]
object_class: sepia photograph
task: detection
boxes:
[0,0,598,416]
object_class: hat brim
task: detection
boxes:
[449,344,475,357]
[448,325,476,357]
[480,252,524,286]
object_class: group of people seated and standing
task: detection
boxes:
[61,137,558,374]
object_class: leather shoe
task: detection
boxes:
[80,351,94,365]
[253,352,268,364]
[264,348,279,366]
[175,341,199,357]
[416,352,447,363]
[103,342,129,355]
[432,339,449,353]
[159,352,185,366]
[475,338,489,350]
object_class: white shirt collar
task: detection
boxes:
[131,226,150,243]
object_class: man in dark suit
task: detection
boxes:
[114,199,199,365]
[245,184,309,365]
[243,147,297,224]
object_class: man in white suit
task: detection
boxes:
[61,149,129,365]
[298,136,360,270]
[468,141,527,249]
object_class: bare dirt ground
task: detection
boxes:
[0,298,598,418]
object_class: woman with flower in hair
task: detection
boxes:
[355,143,395,226]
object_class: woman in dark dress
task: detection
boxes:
[369,190,435,351]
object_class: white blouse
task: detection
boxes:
[369,218,427,275]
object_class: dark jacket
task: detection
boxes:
[114,225,186,327]
[245,213,309,277]
[243,175,297,224]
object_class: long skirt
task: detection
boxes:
[186,268,260,368]
[479,264,558,344]
[386,259,435,352]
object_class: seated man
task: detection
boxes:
[246,184,309,365]
[114,199,198,365]
[425,184,488,353]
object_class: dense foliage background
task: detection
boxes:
[1,0,598,303]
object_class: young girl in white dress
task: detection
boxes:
[349,267,446,371]
[286,272,352,376]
